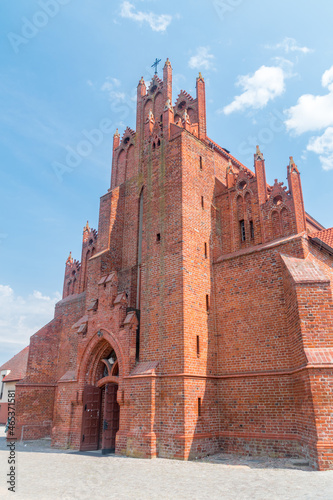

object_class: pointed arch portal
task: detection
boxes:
[80,343,120,453]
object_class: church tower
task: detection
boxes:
[13,60,333,470]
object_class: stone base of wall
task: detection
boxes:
[15,420,52,441]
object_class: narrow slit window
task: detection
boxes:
[201,196,204,209]
[240,220,246,242]
[196,335,200,357]
[156,233,161,242]
[198,397,202,417]
[206,294,209,311]
[136,325,140,361]
[199,156,203,170]
[204,242,207,258]
[250,220,254,239]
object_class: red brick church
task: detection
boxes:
[14,59,333,469]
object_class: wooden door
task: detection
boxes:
[101,383,119,454]
[80,385,101,451]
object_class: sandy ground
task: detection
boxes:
[0,426,333,500]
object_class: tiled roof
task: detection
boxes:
[309,227,333,249]
[305,212,325,231]
[0,346,29,382]
[206,137,250,173]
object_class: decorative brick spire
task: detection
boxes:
[135,76,147,159]
[287,156,306,233]
[196,72,206,140]
[254,145,267,205]
[163,58,172,103]
[113,128,120,151]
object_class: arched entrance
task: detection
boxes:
[80,347,120,453]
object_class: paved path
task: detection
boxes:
[0,427,333,500]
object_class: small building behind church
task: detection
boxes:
[0,347,29,425]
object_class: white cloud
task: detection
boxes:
[285,65,333,134]
[223,65,286,115]
[266,37,313,54]
[0,285,61,351]
[307,127,333,171]
[102,77,121,89]
[322,66,333,90]
[188,47,215,71]
[120,1,172,32]
[101,77,126,102]
[272,57,295,74]
[287,69,333,171]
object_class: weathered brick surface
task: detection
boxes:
[14,60,333,469]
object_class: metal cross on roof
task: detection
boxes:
[151,58,161,75]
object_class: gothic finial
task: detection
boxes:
[226,160,236,188]
[146,109,155,123]
[164,98,173,111]
[255,145,264,160]
[226,159,234,173]
[114,128,120,137]
[165,58,171,66]
[183,109,190,124]
[197,72,204,81]
[288,155,299,174]
[83,221,90,234]
[66,252,73,265]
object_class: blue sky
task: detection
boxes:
[1,0,333,365]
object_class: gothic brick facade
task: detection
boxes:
[14,59,333,469]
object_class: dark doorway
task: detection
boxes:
[80,383,119,453]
